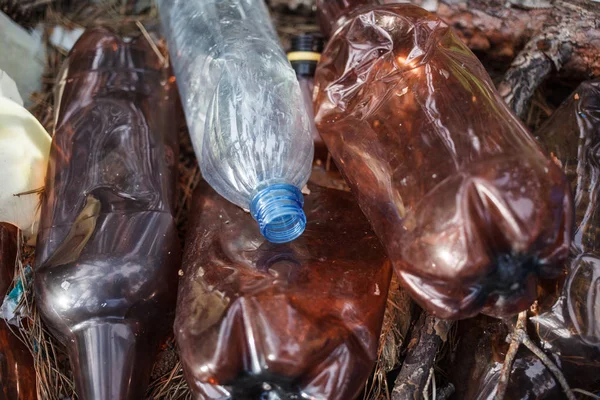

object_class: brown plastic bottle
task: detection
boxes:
[176,181,392,400]
[34,28,181,400]
[0,223,35,400]
[530,79,600,389]
[447,80,600,399]
[313,1,573,319]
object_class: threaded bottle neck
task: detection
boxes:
[291,34,325,53]
[287,33,325,78]
[250,184,306,244]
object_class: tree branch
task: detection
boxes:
[392,313,452,400]
[494,311,576,400]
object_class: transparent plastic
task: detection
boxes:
[34,28,181,400]
[313,2,573,319]
[176,181,392,399]
[298,76,327,162]
[158,0,314,243]
[288,33,329,162]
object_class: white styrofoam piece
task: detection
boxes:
[0,97,51,239]
[0,11,45,107]
[0,69,23,106]
[49,25,85,52]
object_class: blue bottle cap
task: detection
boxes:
[250,184,306,244]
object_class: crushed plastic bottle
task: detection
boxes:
[176,181,392,399]
[34,28,181,400]
[158,0,314,244]
[313,1,573,319]
[0,223,35,400]
[447,80,600,399]
[530,79,600,389]
[447,313,567,400]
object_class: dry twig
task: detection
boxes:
[494,311,576,400]
[135,20,167,67]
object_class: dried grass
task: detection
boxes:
[10,235,76,399]
[146,360,193,400]
[364,275,413,400]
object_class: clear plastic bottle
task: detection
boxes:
[158,0,314,243]
[287,33,328,163]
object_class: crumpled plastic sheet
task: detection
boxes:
[0,11,44,107]
[313,2,573,319]
[0,264,31,325]
[176,182,392,400]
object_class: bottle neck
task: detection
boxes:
[287,33,325,78]
[250,184,306,244]
[315,0,382,37]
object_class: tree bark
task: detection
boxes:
[410,0,600,75]
[408,0,600,117]
[391,313,452,400]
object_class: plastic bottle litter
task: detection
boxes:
[313,1,573,319]
[0,223,35,400]
[34,28,181,400]
[158,0,314,244]
[530,79,600,389]
[0,70,51,240]
[446,313,568,400]
[447,80,600,399]
[176,181,392,399]
[287,33,328,163]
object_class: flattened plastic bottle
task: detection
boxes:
[176,182,392,400]
[313,1,573,319]
[158,0,314,244]
[0,223,35,400]
[34,28,181,400]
